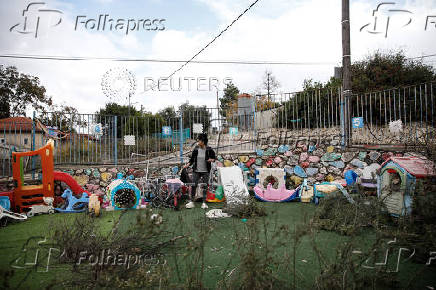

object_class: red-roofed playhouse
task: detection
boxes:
[378,156,436,216]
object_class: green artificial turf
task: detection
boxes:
[1,202,435,289]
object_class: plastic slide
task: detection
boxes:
[53,171,90,195]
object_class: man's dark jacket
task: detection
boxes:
[188,146,216,172]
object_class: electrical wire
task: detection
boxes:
[0,53,335,65]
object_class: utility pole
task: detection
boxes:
[341,0,352,147]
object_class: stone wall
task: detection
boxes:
[0,140,424,198]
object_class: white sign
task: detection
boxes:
[193,123,203,134]
[124,135,135,146]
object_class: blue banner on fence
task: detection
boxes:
[352,117,364,128]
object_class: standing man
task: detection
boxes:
[184,133,216,209]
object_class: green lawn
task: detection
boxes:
[1,202,435,289]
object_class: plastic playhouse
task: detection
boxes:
[378,156,436,216]
[11,139,91,213]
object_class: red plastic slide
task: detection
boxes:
[53,171,90,195]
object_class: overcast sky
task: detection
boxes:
[0,0,435,115]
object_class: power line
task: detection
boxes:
[163,0,262,79]
[0,53,335,65]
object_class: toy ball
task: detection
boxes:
[241,218,247,223]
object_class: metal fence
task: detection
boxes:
[349,82,435,146]
[1,81,434,178]
[254,81,435,147]
[0,107,257,177]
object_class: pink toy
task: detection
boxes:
[254,184,299,202]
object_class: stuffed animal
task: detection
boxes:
[27,197,55,217]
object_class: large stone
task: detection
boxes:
[274,156,282,164]
[255,158,263,166]
[368,151,381,161]
[99,181,108,187]
[266,158,274,167]
[92,170,101,178]
[86,183,99,192]
[246,158,256,167]
[351,159,365,168]
[256,149,264,157]
[329,160,345,169]
[320,167,327,174]
[382,152,394,161]
[264,147,278,156]
[308,155,320,163]
[75,169,83,175]
[278,145,289,153]
[316,173,325,181]
[217,156,224,162]
[358,152,367,161]
[279,161,286,168]
[73,175,89,187]
[84,168,92,176]
[63,169,74,176]
[300,162,310,168]
[99,167,107,172]
[341,152,355,163]
[327,166,342,176]
[239,156,249,163]
[326,146,335,153]
[290,175,303,186]
[101,172,112,182]
[299,152,309,163]
[293,165,307,178]
[108,168,117,174]
[306,167,319,177]
[287,155,299,166]
[325,174,335,182]
[284,165,293,175]
[284,150,293,157]
[321,152,342,162]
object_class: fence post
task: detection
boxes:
[179,110,183,164]
[31,111,36,179]
[114,116,118,166]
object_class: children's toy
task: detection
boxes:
[53,171,90,196]
[12,140,55,212]
[12,140,90,213]
[378,156,435,216]
[206,185,226,202]
[0,191,14,210]
[313,182,354,204]
[300,180,313,203]
[254,183,299,202]
[27,197,55,217]
[255,168,286,190]
[0,205,27,226]
[55,189,89,213]
[88,194,101,217]
[218,166,249,206]
[253,168,298,202]
[106,176,140,210]
[0,196,11,210]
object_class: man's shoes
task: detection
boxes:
[186,201,195,209]
[201,203,208,209]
